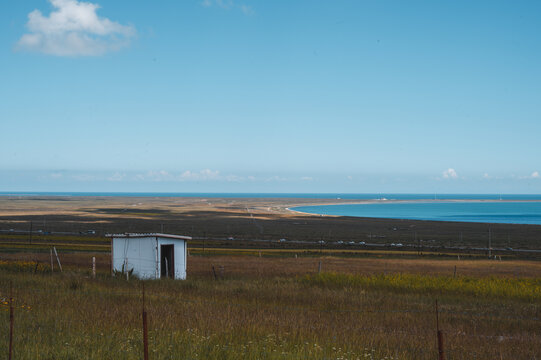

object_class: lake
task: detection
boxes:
[292,201,541,225]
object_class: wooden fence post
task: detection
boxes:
[436,299,445,360]
[142,283,149,360]
[8,281,14,360]
[92,257,96,279]
[50,248,54,273]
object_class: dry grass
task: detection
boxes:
[189,252,541,278]
[0,254,539,359]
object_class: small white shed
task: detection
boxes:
[109,233,191,280]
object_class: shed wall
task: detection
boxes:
[112,236,158,279]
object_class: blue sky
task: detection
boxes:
[1,0,540,193]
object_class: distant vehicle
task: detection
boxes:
[9,229,14,232]
[391,243,403,247]
[279,238,287,242]
[318,240,325,244]
[506,247,513,251]
[358,241,366,245]
[227,237,235,241]
[348,241,356,245]
[336,240,344,244]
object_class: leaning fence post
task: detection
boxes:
[53,246,62,272]
[212,265,217,280]
[436,299,445,360]
[142,283,149,360]
[8,281,14,360]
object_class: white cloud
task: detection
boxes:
[16,0,135,56]
[301,176,313,181]
[518,171,540,180]
[179,169,220,181]
[71,174,99,181]
[107,172,126,182]
[201,0,254,15]
[266,175,287,182]
[483,173,491,179]
[442,168,458,179]
[225,175,244,182]
[239,5,254,15]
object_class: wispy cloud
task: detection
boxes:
[201,0,254,15]
[442,168,458,179]
[107,172,126,182]
[16,0,136,56]
[519,171,541,179]
[178,169,220,181]
[239,4,254,15]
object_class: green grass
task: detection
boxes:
[301,272,541,301]
[0,263,539,359]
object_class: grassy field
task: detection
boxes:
[0,254,539,359]
[0,196,540,358]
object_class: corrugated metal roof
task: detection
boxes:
[106,233,191,240]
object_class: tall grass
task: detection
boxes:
[0,264,539,359]
[301,272,541,301]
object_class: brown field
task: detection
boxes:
[1,195,541,253]
[2,250,541,278]
[0,196,540,359]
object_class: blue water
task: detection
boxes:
[1,192,541,200]
[293,201,541,225]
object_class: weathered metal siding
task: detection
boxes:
[157,238,187,280]
[112,236,158,279]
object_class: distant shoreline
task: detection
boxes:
[288,199,541,226]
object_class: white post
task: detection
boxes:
[53,246,62,272]
[165,257,169,278]
[92,257,96,279]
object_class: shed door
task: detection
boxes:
[160,244,175,278]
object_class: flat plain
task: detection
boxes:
[0,196,540,359]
